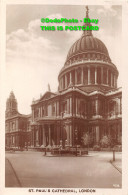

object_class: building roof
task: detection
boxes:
[66,35,110,63]
[64,6,111,67]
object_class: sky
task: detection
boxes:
[6,4,122,114]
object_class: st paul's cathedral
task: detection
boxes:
[5,7,122,148]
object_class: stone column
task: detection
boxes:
[31,130,33,146]
[76,98,78,115]
[81,67,84,84]
[16,119,18,131]
[70,71,72,84]
[113,74,116,87]
[96,99,98,115]
[70,97,72,115]
[107,69,108,85]
[112,74,114,87]
[111,73,113,87]
[33,129,35,147]
[101,67,103,84]
[43,125,46,146]
[62,77,64,90]
[61,79,62,90]
[65,74,67,88]
[14,135,16,147]
[116,76,117,88]
[67,98,69,114]
[67,125,70,145]
[36,129,39,146]
[95,67,97,84]
[88,67,90,84]
[96,126,100,143]
[113,75,115,88]
[70,125,72,146]
[114,101,116,115]
[112,73,114,87]
[57,101,59,116]
[75,69,77,84]
[56,124,61,145]
[49,125,51,146]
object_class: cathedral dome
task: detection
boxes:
[66,34,110,63]
[64,7,111,67]
[58,6,118,92]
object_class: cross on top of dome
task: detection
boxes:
[86,6,89,18]
[82,6,92,37]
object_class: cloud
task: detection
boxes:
[97,5,117,17]
[6,13,72,114]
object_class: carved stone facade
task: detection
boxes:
[30,87,121,147]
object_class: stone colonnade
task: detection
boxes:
[59,66,117,90]
[31,118,121,147]
[31,123,73,147]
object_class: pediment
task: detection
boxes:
[40,91,56,101]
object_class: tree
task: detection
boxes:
[118,136,122,144]
[82,132,93,147]
[100,135,111,148]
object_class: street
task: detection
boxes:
[5,151,122,188]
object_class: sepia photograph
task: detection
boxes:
[2,1,124,193]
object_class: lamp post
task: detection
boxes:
[113,148,115,161]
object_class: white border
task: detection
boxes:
[1,0,127,195]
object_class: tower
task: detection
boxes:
[5,91,18,118]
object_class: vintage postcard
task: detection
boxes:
[0,0,128,194]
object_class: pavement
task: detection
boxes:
[110,159,122,173]
[5,158,21,187]
[5,151,122,188]
[45,151,122,173]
